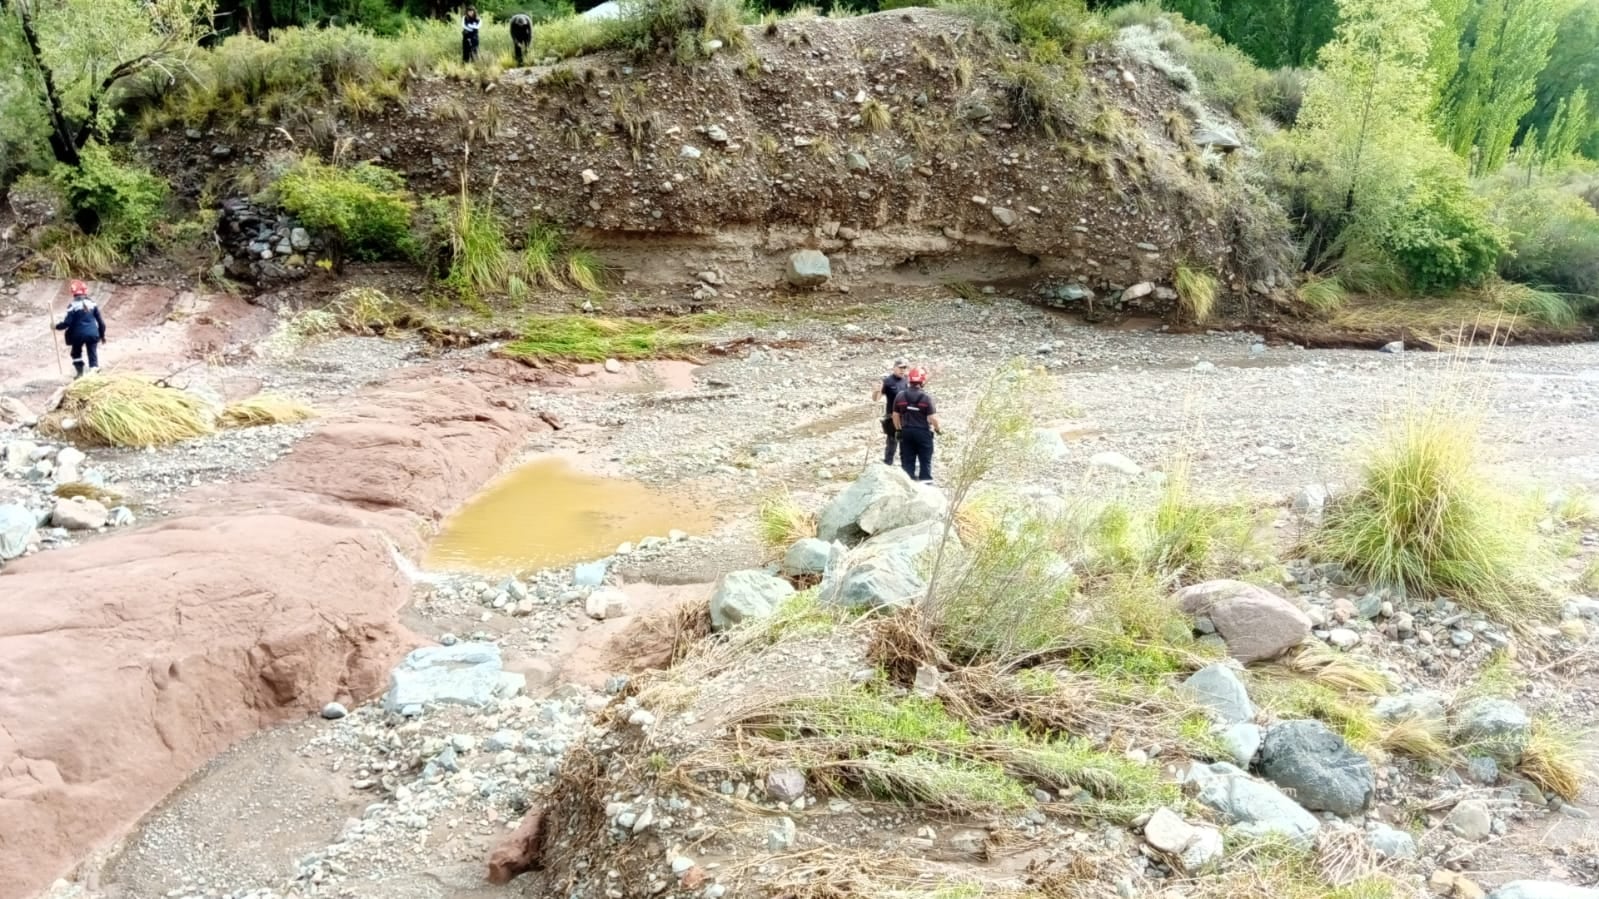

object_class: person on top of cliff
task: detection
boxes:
[509,13,533,66]
[874,359,909,467]
[462,6,482,63]
[892,366,941,483]
[55,280,107,380]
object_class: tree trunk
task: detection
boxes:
[4,0,82,166]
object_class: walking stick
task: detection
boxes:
[47,290,63,377]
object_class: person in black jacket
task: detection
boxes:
[873,359,909,466]
[462,6,481,63]
[509,13,533,66]
[55,280,106,379]
[892,366,942,483]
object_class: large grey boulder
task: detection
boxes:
[1489,883,1599,899]
[1183,761,1320,845]
[710,569,796,631]
[817,465,946,544]
[785,250,832,288]
[1181,663,1255,725]
[1258,720,1375,816]
[782,538,835,578]
[1454,698,1532,764]
[0,503,36,560]
[1176,579,1311,663]
[818,519,955,612]
[384,643,516,712]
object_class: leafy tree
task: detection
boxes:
[1439,0,1560,174]
[0,0,214,169]
[1521,0,1599,159]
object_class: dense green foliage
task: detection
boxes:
[271,157,416,264]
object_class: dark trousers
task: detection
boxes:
[462,32,479,62]
[880,416,898,465]
[899,429,934,481]
[68,338,99,376]
[513,39,529,66]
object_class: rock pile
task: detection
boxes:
[216,198,323,285]
[1,427,136,568]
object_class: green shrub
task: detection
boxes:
[1315,397,1558,621]
[613,0,750,64]
[443,195,514,296]
[1374,165,1504,293]
[1482,169,1599,298]
[272,157,415,265]
[51,143,167,252]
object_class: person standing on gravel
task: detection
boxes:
[892,366,941,483]
[55,280,106,380]
[462,7,482,63]
[509,13,533,66]
[874,359,909,466]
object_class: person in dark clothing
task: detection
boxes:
[462,6,481,63]
[874,359,909,466]
[55,280,106,379]
[892,366,941,483]
[509,13,533,66]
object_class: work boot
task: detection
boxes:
[72,362,84,379]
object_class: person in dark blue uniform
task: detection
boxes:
[55,280,106,379]
[874,359,909,466]
[892,366,941,483]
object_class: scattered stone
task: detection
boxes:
[604,358,623,374]
[1122,282,1154,300]
[766,768,806,803]
[1374,690,1446,725]
[320,702,348,720]
[573,559,609,587]
[1258,720,1375,816]
[1380,341,1404,354]
[0,396,37,428]
[1453,698,1531,764]
[1488,883,1599,899]
[1366,822,1416,859]
[1088,451,1141,475]
[585,587,630,620]
[1184,761,1320,844]
[580,169,599,185]
[1031,428,1069,462]
[50,497,108,531]
[383,643,516,712]
[1217,722,1263,767]
[0,504,36,560]
[990,206,1017,227]
[1465,755,1500,784]
[782,538,834,578]
[1143,807,1195,853]
[1327,627,1360,650]
[767,816,797,851]
[705,124,729,143]
[1445,799,1493,841]
[1181,663,1255,725]
[1176,580,1311,663]
[913,663,941,698]
[710,570,796,630]
[1292,485,1329,516]
[785,250,832,288]
[846,152,869,172]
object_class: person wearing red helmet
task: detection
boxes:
[891,365,941,483]
[55,280,107,379]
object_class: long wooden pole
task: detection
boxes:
[47,287,63,377]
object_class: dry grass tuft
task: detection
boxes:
[48,375,215,447]
[757,489,816,550]
[1518,721,1595,801]
[1261,642,1392,695]
[220,394,316,428]
[1377,714,1454,764]
[1174,264,1217,323]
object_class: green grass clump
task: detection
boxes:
[272,158,415,266]
[1297,275,1347,313]
[443,195,514,297]
[995,727,1178,822]
[1252,678,1382,755]
[856,751,1032,811]
[757,489,816,550]
[1174,264,1218,323]
[1314,399,1559,621]
[52,375,215,447]
[220,394,316,428]
[503,315,704,363]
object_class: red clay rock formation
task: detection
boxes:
[0,373,535,899]
[486,806,547,885]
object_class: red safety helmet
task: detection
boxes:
[69,280,88,296]
[907,366,928,385]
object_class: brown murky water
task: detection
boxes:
[425,457,710,575]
